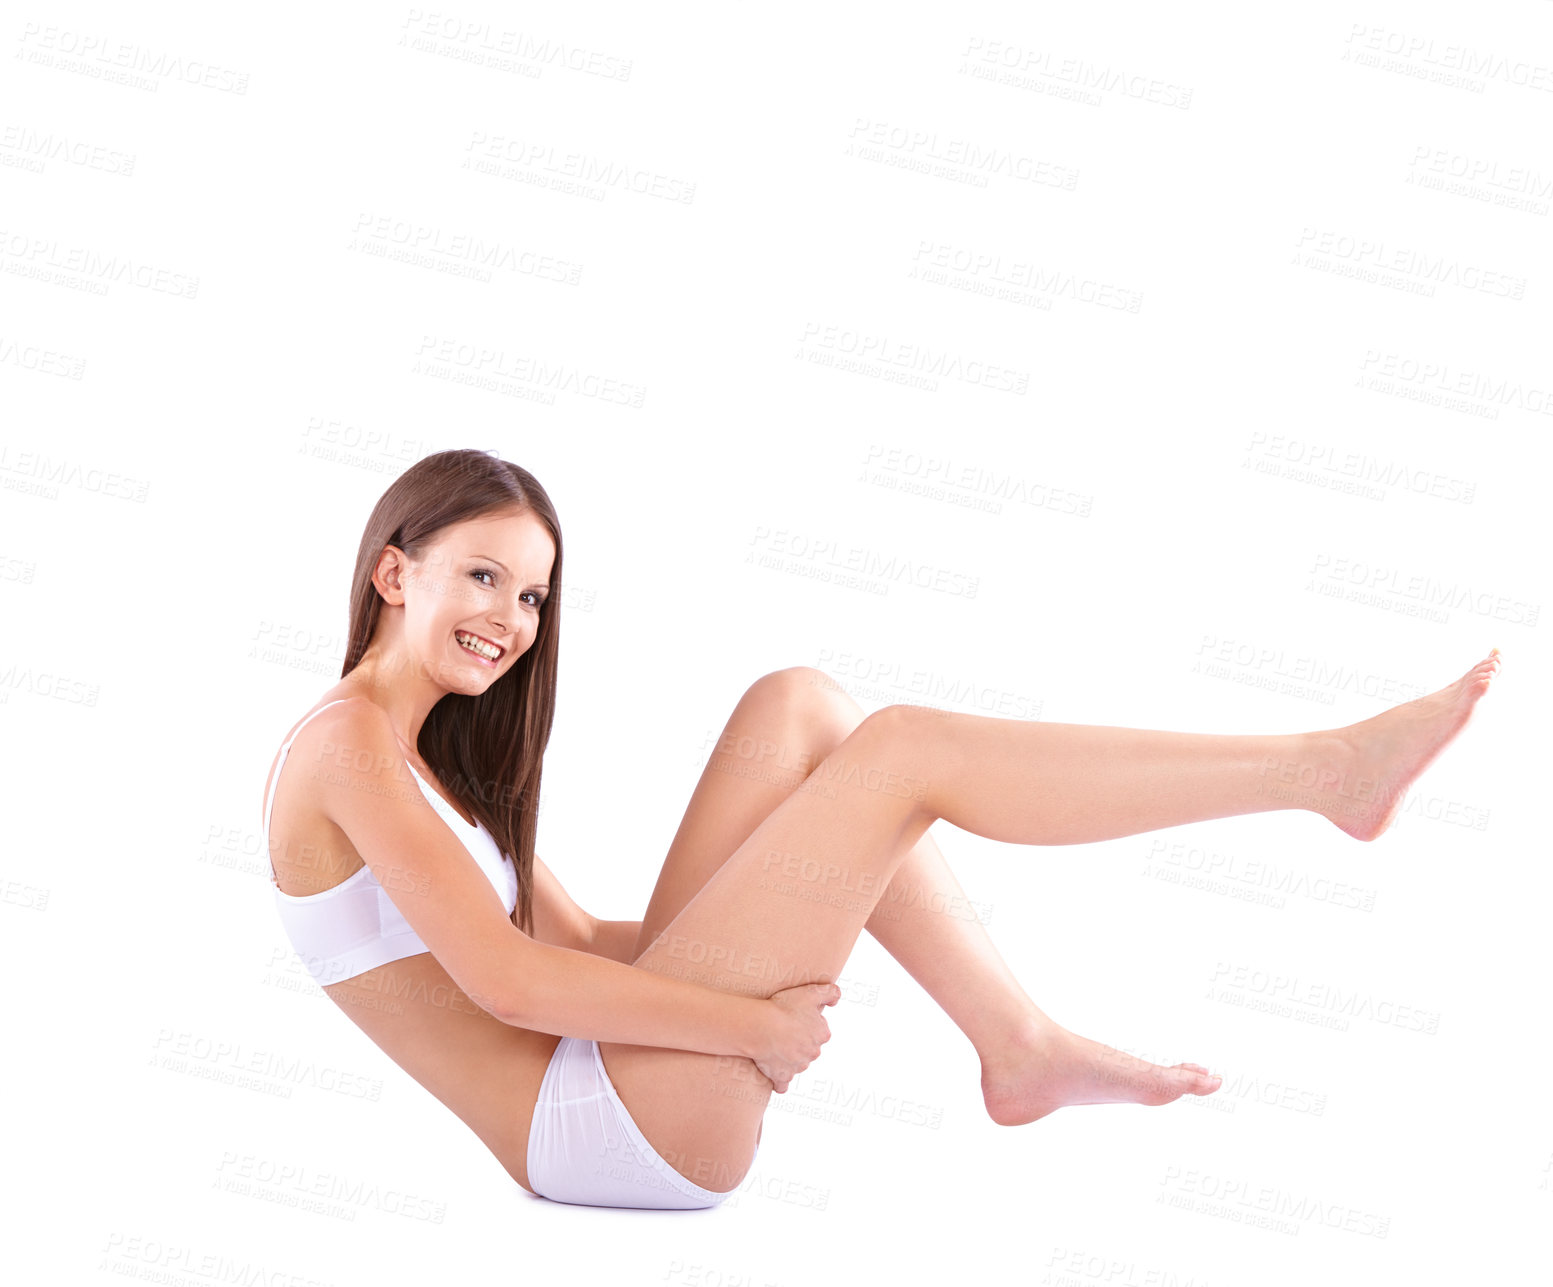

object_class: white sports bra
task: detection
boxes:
[262,699,519,986]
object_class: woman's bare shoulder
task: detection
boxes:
[261,691,391,820]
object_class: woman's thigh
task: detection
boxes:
[631,667,865,959]
[597,698,930,1191]
[593,669,861,1191]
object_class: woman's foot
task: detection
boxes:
[1318,648,1502,841]
[979,1022,1221,1125]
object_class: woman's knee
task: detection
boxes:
[746,666,865,740]
[847,705,937,796]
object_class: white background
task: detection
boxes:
[2,2,1549,1283]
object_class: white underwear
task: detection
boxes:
[526,1036,757,1210]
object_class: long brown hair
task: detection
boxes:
[341,449,561,935]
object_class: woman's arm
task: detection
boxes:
[505,938,838,1092]
[503,937,768,1049]
[311,700,831,1073]
[587,918,645,964]
[530,853,642,963]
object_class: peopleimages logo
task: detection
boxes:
[1307,553,1539,626]
[800,320,1030,394]
[845,117,1080,190]
[1294,227,1526,298]
[1358,350,1553,417]
[1208,962,1441,1035]
[149,1028,385,1099]
[1160,1166,1391,1239]
[1344,24,1553,94]
[1143,836,1378,913]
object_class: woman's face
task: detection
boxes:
[395,508,555,693]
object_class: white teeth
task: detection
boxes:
[456,632,501,660]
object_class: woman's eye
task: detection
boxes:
[470,567,543,605]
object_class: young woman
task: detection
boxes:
[259,449,1501,1210]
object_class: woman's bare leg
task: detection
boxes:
[601,650,1501,1190]
[630,667,1192,1128]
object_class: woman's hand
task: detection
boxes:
[754,981,841,1092]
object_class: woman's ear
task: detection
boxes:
[373,546,409,605]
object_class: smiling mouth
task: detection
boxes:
[454,630,505,662]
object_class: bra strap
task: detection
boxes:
[262,699,354,839]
